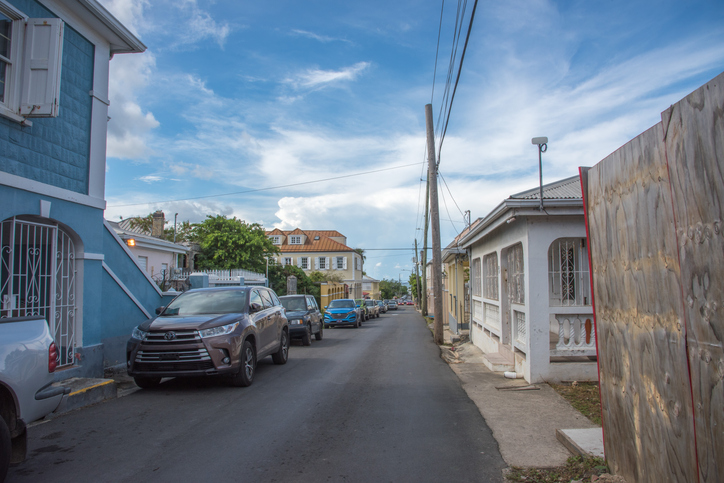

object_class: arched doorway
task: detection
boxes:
[1,216,78,367]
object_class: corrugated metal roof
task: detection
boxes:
[509,175,581,200]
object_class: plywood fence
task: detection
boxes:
[580,71,724,483]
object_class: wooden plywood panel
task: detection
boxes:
[584,125,698,483]
[663,71,724,483]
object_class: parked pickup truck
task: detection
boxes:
[1,317,69,480]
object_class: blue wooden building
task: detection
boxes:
[1,0,166,379]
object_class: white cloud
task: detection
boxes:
[291,29,351,44]
[107,53,159,159]
[286,62,370,89]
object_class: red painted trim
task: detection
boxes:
[578,166,606,460]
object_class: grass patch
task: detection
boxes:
[550,381,601,426]
[506,455,609,482]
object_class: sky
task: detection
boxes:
[99,0,724,282]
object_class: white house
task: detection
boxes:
[458,175,597,383]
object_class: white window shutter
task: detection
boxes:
[296,257,301,268]
[315,257,320,270]
[325,257,330,269]
[343,257,348,270]
[20,18,64,118]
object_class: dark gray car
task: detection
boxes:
[127,287,289,388]
[279,295,323,346]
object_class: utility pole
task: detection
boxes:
[425,104,444,345]
[421,174,430,316]
[414,239,421,308]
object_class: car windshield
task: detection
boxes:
[329,299,354,309]
[281,297,306,311]
[162,290,247,315]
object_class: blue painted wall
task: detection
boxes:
[0,0,93,195]
[100,225,166,369]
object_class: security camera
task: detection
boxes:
[531,137,548,145]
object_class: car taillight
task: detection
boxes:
[49,342,58,373]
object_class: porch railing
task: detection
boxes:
[551,314,596,357]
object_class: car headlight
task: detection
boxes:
[199,322,240,339]
[131,326,147,340]
[290,319,303,325]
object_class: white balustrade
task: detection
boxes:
[551,314,597,357]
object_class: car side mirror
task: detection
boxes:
[324,306,327,310]
[155,306,165,315]
[249,302,263,313]
[356,304,360,308]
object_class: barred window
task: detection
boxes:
[507,243,524,305]
[548,238,590,306]
[471,258,482,297]
[483,252,498,300]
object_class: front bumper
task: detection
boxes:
[127,329,241,378]
[324,312,358,326]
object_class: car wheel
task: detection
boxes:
[231,340,255,387]
[302,325,312,346]
[324,323,330,329]
[134,376,162,389]
[315,323,323,341]
[0,416,10,482]
[272,329,289,365]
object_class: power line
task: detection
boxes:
[438,170,466,220]
[109,162,423,208]
[437,0,479,165]
[430,0,446,104]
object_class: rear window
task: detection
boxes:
[281,297,307,311]
[329,299,354,309]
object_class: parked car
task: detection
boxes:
[355,299,371,320]
[323,299,363,328]
[406,300,413,305]
[364,299,380,318]
[387,300,398,310]
[1,317,69,479]
[127,287,289,389]
[279,295,323,346]
[377,300,388,313]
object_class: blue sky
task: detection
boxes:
[100,0,724,281]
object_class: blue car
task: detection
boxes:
[323,298,362,328]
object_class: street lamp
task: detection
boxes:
[532,137,548,211]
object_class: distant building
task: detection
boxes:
[266,228,364,299]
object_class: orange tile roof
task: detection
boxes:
[267,228,284,236]
[266,229,354,253]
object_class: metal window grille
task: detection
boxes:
[483,252,498,300]
[1,218,76,367]
[548,238,590,306]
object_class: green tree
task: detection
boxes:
[268,264,320,303]
[190,215,279,273]
[408,273,419,299]
[379,278,408,299]
[308,271,344,283]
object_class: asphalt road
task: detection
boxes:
[7,307,506,483]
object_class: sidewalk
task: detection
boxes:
[440,331,603,468]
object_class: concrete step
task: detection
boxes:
[482,351,515,372]
[556,428,604,458]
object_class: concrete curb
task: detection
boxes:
[556,428,605,458]
[52,378,117,415]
